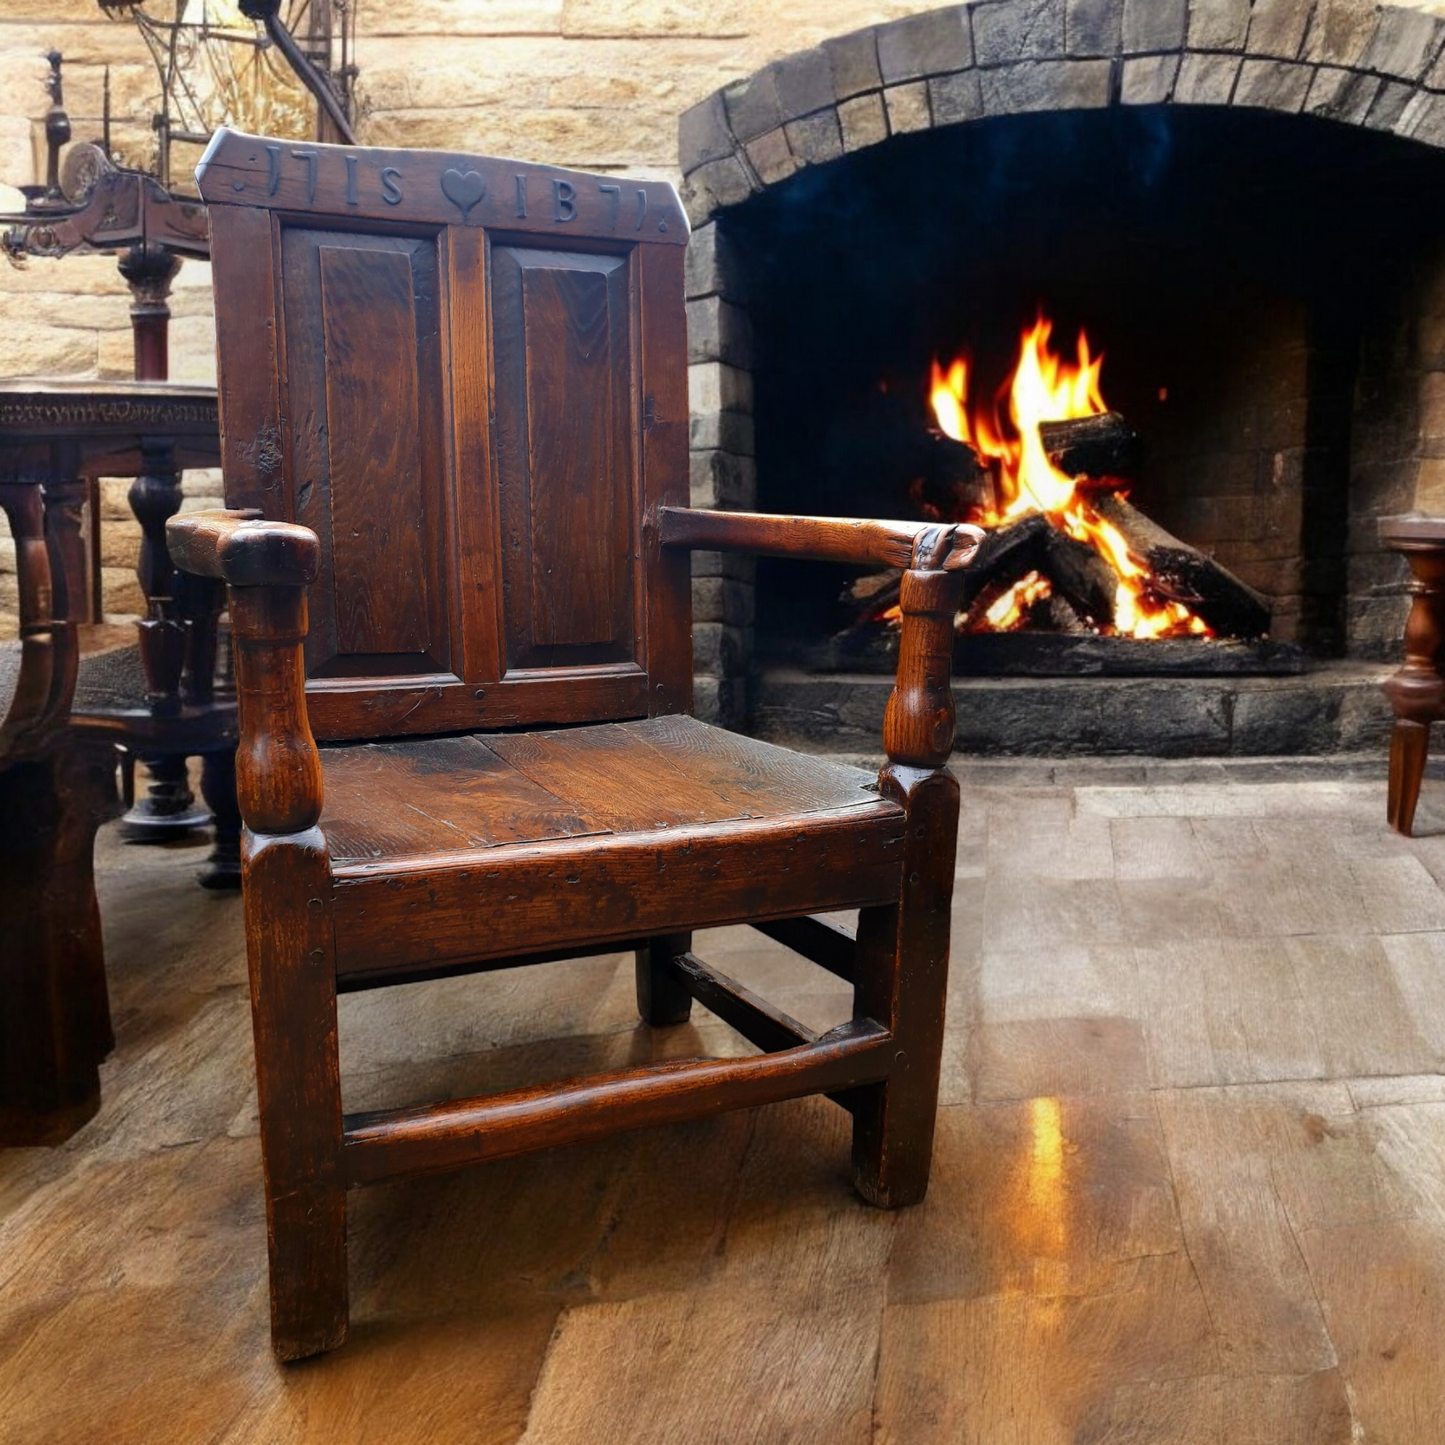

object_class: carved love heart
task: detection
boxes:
[441,167,486,216]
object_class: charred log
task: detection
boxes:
[1039,412,1139,482]
[908,430,993,518]
[1090,492,1271,638]
[957,512,1051,612]
[1040,527,1117,628]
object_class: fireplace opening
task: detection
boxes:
[721,104,1445,679]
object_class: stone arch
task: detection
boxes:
[678,0,1445,226]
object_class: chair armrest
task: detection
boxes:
[167,508,320,588]
[168,509,323,837]
[657,506,984,573]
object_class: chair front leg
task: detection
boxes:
[635,932,694,1026]
[851,563,963,1207]
[230,580,346,1360]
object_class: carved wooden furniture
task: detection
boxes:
[0,381,230,1145]
[169,127,982,1359]
[1381,515,1445,835]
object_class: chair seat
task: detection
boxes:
[319,715,907,982]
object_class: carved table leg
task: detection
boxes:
[0,741,120,1145]
[198,748,242,890]
[1381,542,1445,836]
[121,441,207,838]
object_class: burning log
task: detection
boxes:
[1040,526,1117,629]
[1038,412,1139,482]
[909,431,993,519]
[957,512,1051,612]
[1090,492,1270,638]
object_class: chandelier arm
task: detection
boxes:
[259,9,356,144]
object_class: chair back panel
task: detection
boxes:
[197,130,692,742]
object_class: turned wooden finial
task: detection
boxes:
[881,524,974,770]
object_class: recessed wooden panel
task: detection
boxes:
[319,245,428,657]
[278,226,450,681]
[492,244,636,671]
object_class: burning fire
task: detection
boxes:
[929,317,1209,639]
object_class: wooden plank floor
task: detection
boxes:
[5,759,1445,1442]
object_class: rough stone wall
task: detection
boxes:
[3,0,1443,676]
[0,0,952,646]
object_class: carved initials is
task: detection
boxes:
[265,144,282,196]
[291,149,318,204]
[635,188,648,231]
[515,174,527,218]
[381,167,403,205]
[441,167,486,218]
[599,183,621,230]
[345,154,359,205]
[553,179,576,223]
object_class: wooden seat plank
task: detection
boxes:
[481,723,768,830]
[620,714,880,816]
[320,734,606,863]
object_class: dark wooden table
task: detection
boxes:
[0,379,225,1145]
[1380,515,1445,836]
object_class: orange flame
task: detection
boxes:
[929,318,1209,640]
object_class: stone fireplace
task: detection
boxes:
[678,0,1445,754]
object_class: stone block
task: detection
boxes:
[679,91,733,173]
[1419,370,1445,445]
[980,59,1113,115]
[98,478,134,520]
[883,82,932,134]
[684,222,746,302]
[972,0,1067,66]
[687,296,753,367]
[691,576,755,626]
[744,127,796,185]
[1364,78,1416,132]
[1413,455,1445,510]
[690,411,754,455]
[688,361,753,416]
[691,621,747,676]
[680,155,755,226]
[838,92,890,151]
[1304,66,1382,125]
[691,673,748,729]
[5,321,95,378]
[1121,54,1179,104]
[99,517,141,571]
[723,70,782,144]
[1186,0,1250,51]
[1066,0,1123,58]
[930,70,985,126]
[101,565,143,619]
[1233,58,1314,113]
[773,48,835,122]
[1173,51,1241,105]
[876,8,972,84]
[1359,8,1445,83]
[784,110,843,168]
[691,549,755,582]
[825,29,881,101]
[1244,0,1312,60]
[1396,89,1445,150]
[689,449,757,509]
[1300,0,1378,67]
[1123,0,1186,54]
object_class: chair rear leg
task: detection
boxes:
[635,931,693,1026]
[242,828,348,1361]
[850,766,959,1209]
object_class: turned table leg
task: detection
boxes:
[1380,522,1445,837]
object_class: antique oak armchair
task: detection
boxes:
[169,129,983,1360]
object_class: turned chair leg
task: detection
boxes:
[850,765,960,1209]
[1387,720,1431,836]
[198,748,242,890]
[243,829,348,1360]
[635,932,693,1026]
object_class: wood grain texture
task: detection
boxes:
[166,509,315,587]
[330,805,906,977]
[657,506,984,572]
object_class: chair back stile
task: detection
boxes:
[194,128,693,744]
